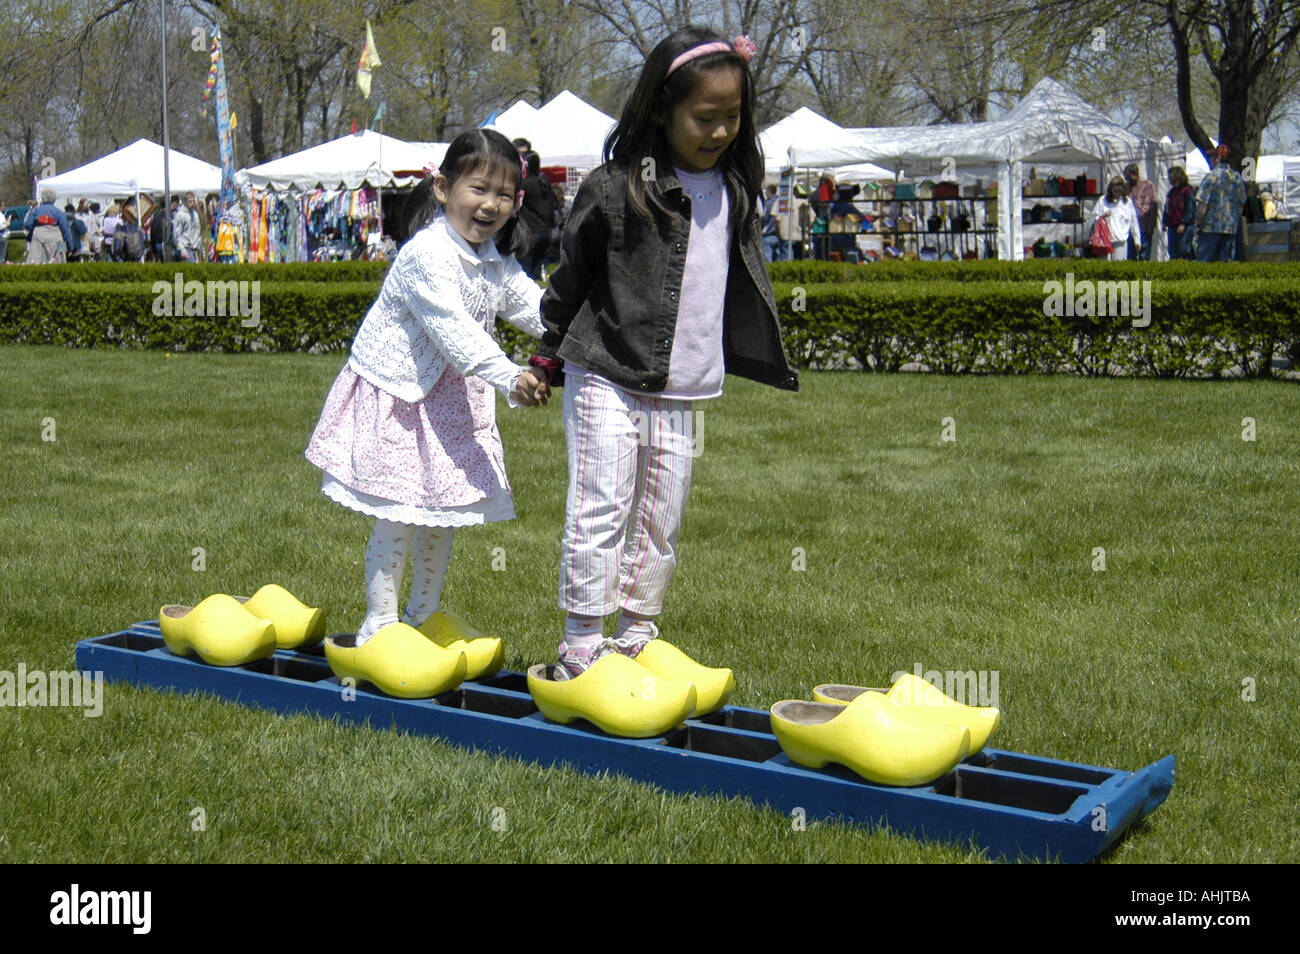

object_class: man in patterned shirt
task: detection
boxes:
[1124,163,1158,259]
[1194,145,1246,263]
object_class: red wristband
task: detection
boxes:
[528,355,562,386]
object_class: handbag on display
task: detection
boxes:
[927,212,944,232]
[935,181,960,199]
[1074,174,1088,196]
[895,182,916,199]
[952,203,971,232]
[918,180,936,199]
[1061,203,1083,223]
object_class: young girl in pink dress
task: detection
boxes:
[306,128,549,643]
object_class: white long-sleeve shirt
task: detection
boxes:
[348,213,544,404]
[1092,195,1140,248]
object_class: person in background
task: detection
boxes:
[24,190,73,263]
[1194,144,1246,263]
[101,204,122,261]
[1242,181,1266,223]
[1162,166,1195,260]
[1092,176,1139,261]
[173,192,203,263]
[761,185,781,261]
[64,203,88,257]
[0,202,11,264]
[518,151,556,280]
[149,197,174,261]
[545,182,568,269]
[1124,163,1158,260]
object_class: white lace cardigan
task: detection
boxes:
[348,213,544,404]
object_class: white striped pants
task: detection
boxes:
[560,373,697,617]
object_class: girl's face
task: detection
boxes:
[434,161,519,247]
[661,65,743,173]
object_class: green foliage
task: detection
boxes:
[3,262,1298,379]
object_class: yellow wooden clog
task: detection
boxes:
[770,693,970,787]
[413,609,504,681]
[526,654,696,738]
[813,673,1001,753]
[324,622,467,699]
[159,594,278,667]
[237,584,325,649]
[633,639,734,715]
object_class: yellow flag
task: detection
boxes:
[230,111,238,131]
[357,20,381,99]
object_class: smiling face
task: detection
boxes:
[433,161,519,247]
[661,65,744,173]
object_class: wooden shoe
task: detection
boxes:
[770,693,970,787]
[633,640,734,715]
[237,584,325,649]
[159,595,277,667]
[813,673,1001,753]
[526,654,696,738]
[324,623,466,699]
[413,610,504,681]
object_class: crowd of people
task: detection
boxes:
[3,189,210,264]
[1091,147,1269,262]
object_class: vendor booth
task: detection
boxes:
[789,78,1182,260]
[234,130,445,261]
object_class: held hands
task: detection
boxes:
[511,369,550,407]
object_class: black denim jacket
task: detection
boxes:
[538,149,799,393]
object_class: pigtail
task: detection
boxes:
[405,175,441,238]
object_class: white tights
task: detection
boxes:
[356,520,454,643]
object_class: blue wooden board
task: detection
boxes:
[77,622,1175,862]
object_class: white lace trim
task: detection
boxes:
[321,473,515,527]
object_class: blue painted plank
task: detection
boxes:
[74,625,1174,862]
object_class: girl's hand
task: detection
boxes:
[512,370,549,407]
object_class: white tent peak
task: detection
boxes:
[37,138,222,202]
[235,129,441,192]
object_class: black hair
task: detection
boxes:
[404,128,529,258]
[525,151,540,177]
[90,202,101,213]
[605,25,763,230]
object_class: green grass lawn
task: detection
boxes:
[1,344,1297,863]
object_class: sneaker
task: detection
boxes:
[607,621,659,659]
[553,639,611,681]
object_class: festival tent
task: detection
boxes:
[789,77,1180,259]
[36,139,222,204]
[234,130,443,192]
[487,90,617,170]
[759,107,892,181]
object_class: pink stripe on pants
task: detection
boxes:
[559,373,697,617]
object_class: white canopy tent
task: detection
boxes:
[234,130,444,192]
[789,78,1181,259]
[36,138,222,204]
[487,90,617,171]
[759,107,892,181]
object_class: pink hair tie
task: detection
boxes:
[422,162,439,178]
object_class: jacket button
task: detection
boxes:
[675,243,683,252]
[640,382,649,390]
[661,339,671,349]
[669,292,678,301]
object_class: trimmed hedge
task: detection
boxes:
[2,262,1298,378]
[772,277,1300,378]
[0,260,390,283]
[767,258,1300,284]
[0,280,374,352]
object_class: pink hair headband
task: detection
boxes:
[667,34,756,76]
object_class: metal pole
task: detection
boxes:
[160,0,172,262]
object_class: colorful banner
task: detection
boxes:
[357,20,381,99]
[210,28,236,211]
